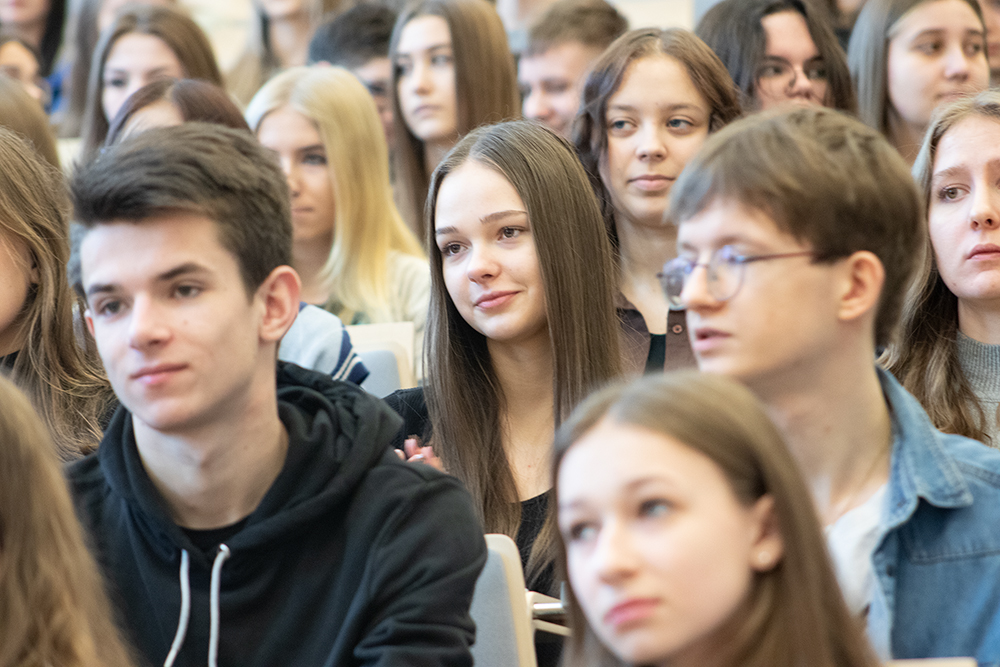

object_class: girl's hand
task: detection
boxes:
[395,437,445,472]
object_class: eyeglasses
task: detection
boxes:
[659,246,816,308]
[756,57,828,88]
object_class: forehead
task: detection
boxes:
[352,57,392,85]
[933,114,1000,174]
[80,213,237,287]
[761,10,818,56]
[435,160,526,229]
[609,55,708,110]
[891,0,983,39]
[257,105,321,148]
[106,32,180,66]
[519,41,601,81]
[397,15,451,52]
[677,198,803,249]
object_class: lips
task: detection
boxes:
[691,327,730,353]
[603,598,659,630]
[130,363,187,384]
[968,243,1000,260]
[475,290,517,309]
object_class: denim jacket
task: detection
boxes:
[869,368,1000,665]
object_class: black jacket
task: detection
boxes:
[68,363,487,667]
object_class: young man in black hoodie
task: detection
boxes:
[66,123,487,666]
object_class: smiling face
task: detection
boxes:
[256,105,335,248]
[102,32,185,123]
[756,10,829,109]
[80,213,273,434]
[600,55,711,231]
[928,115,1000,323]
[519,40,601,138]
[677,199,846,390]
[558,417,778,667]
[434,159,547,349]
[395,15,458,150]
[887,0,988,136]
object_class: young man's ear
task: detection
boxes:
[257,266,302,343]
[836,251,885,326]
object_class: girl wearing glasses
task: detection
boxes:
[573,29,741,375]
[385,120,621,615]
[848,0,988,165]
[695,0,855,112]
[554,371,880,667]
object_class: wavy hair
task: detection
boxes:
[246,66,424,322]
[0,375,134,667]
[425,120,621,587]
[572,28,742,247]
[390,0,520,238]
[553,371,880,667]
[883,91,1000,443]
[79,4,222,161]
[0,128,113,460]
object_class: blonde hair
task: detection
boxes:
[247,66,424,321]
[0,375,134,667]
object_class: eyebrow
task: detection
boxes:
[396,42,453,57]
[678,233,758,251]
[608,103,700,113]
[909,27,985,41]
[297,144,325,154]
[85,262,211,298]
[558,476,678,511]
[435,210,528,236]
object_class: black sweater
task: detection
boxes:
[68,363,487,667]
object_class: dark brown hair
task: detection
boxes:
[0,128,113,460]
[572,28,742,244]
[884,90,1000,443]
[424,120,621,588]
[553,371,880,667]
[668,106,923,348]
[79,4,222,161]
[695,0,855,112]
[390,0,520,238]
[848,0,984,138]
[104,77,250,147]
[70,123,292,298]
[524,0,629,57]
[0,375,135,667]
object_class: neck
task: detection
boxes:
[424,139,456,176]
[488,333,555,500]
[958,298,1000,345]
[132,366,288,529]
[268,13,311,68]
[293,235,332,305]
[887,110,925,167]
[752,343,892,525]
[616,214,677,334]
[14,20,46,50]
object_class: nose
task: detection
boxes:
[466,243,500,283]
[280,157,300,198]
[407,58,432,96]
[128,294,171,351]
[787,66,815,98]
[593,520,640,585]
[522,88,551,123]
[636,122,667,161]
[943,42,972,80]
[970,182,1000,229]
[679,264,721,311]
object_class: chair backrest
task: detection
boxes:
[345,322,416,389]
[357,349,402,398]
[469,534,538,667]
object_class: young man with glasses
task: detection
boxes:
[666,106,1000,662]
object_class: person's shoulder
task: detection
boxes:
[939,431,1000,489]
[382,387,429,449]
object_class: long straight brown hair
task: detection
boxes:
[0,128,114,460]
[0,375,135,667]
[553,372,881,667]
[424,120,621,587]
[390,0,520,239]
[884,91,1000,444]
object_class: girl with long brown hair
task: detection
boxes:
[389,0,520,238]
[0,373,134,667]
[554,371,880,667]
[0,127,114,460]
[885,90,1000,446]
[385,120,621,600]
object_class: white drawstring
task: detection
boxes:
[208,544,231,667]
[163,549,191,667]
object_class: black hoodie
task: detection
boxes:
[68,363,487,667]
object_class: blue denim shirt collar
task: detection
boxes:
[879,366,974,534]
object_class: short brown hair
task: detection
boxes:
[573,28,742,242]
[668,106,923,347]
[553,371,880,667]
[524,0,628,57]
[69,123,291,297]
